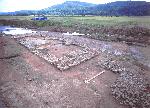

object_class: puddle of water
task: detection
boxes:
[0,26,12,31]
[100,43,125,55]
[130,47,145,59]
[63,32,85,36]
[0,26,36,35]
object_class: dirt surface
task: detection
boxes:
[0,31,150,108]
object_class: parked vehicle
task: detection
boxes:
[31,15,48,20]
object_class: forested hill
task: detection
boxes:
[90,1,150,16]
[41,1,96,15]
[42,1,150,16]
[1,1,150,16]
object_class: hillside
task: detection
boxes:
[42,1,150,16]
[91,1,150,16]
[42,1,96,15]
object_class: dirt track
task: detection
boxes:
[0,32,150,108]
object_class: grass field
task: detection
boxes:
[0,16,150,27]
[0,16,150,45]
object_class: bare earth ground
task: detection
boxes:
[0,31,150,108]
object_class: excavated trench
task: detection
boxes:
[0,26,150,108]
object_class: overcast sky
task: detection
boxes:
[0,0,149,12]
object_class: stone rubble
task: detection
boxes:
[32,48,98,71]
[57,48,98,70]
[98,53,150,108]
[32,49,59,64]
[18,38,49,49]
[16,32,99,71]
[15,31,150,107]
[111,72,150,108]
[98,54,133,74]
